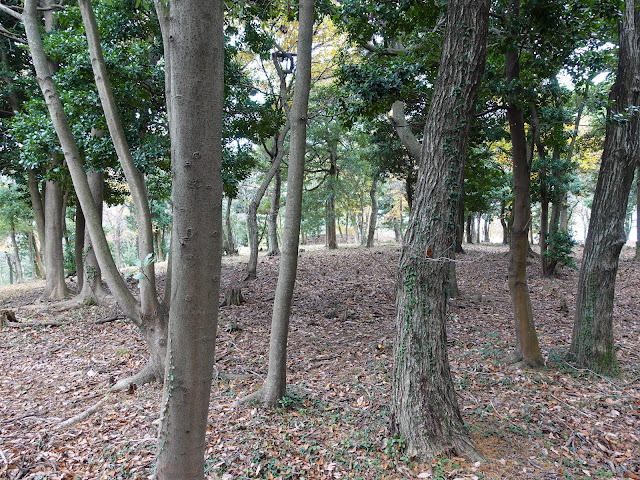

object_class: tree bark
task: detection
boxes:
[154,0,224,476]
[570,1,640,376]
[504,0,544,367]
[366,178,378,248]
[24,0,148,340]
[240,0,314,407]
[42,154,68,300]
[27,170,46,274]
[247,127,289,279]
[78,170,107,303]
[224,197,237,255]
[391,0,488,461]
[267,168,281,256]
[75,203,85,290]
[9,218,24,283]
[326,142,338,249]
[390,100,421,161]
[465,214,473,244]
[636,164,640,261]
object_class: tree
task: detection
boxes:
[239,0,314,407]
[391,0,488,461]
[569,0,640,376]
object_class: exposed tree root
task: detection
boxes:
[110,364,157,392]
[55,397,108,430]
[232,385,281,409]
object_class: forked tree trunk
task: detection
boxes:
[504,0,543,367]
[391,0,488,461]
[267,168,281,256]
[247,130,288,279]
[239,0,314,407]
[25,0,167,390]
[366,178,378,248]
[570,1,640,376]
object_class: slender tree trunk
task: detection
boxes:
[9,218,24,283]
[247,129,289,279]
[570,1,640,375]
[75,203,85,291]
[28,170,46,274]
[42,154,68,300]
[465,214,473,243]
[391,0,488,461]
[27,231,38,279]
[503,0,543,367]
[7,255,14,284]
[267,168,281,256]
[78,171,107,303]
[155,229,165,262]
[239,0,314,407]
[483,215,490,243]
[636,164,640,261]
[326,143,338,249]
[531,107,552,275]
[366,178,378,248]
[224,197,237,255]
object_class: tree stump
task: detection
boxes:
[221,287,244,307]
[0,310,17,327]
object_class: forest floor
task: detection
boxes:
[1,244,639,480]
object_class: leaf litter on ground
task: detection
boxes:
[0,243,639,479]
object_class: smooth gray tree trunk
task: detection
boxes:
[9,218,24,283]
[239,0,314,407]
[267,168,281,256]
[155,0,224,475]
[366,179,378,248]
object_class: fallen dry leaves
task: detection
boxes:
[0,243,639,479]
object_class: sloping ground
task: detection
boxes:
[0,244,638,480]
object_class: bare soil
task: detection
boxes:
[1,244,639,479]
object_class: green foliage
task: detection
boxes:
[544,230,577,269]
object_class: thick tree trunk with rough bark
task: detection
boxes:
[154,0,224,476]
[391,0,488,462]
[267,168,281,256]
[240,0,314,407]
[570,1,640,376]
[504,0,544,367]
[366,179,378,248]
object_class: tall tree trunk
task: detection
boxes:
[531,106,552,276]
[224,197,237,255]
[239,0,314,407]
[267,168,281,256]
[326,143,338,249]
[7,255,14,284]
[475,212,481,243]
[153,0,224,476]
[504,0,544,367]
[391,0,488,461]
[75,203,85,291]
[78,171,107,303]
[465,214,473,243]
[9,218,24,283]
[155,229,165,262]
[483,215,490,243]
[42,154,69,300]
[27,170,46,274]
[455,191,464,252]
[636,164,640,261]
[366,178,378,248]
[25,0,166,389]
[570,1,640,376]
